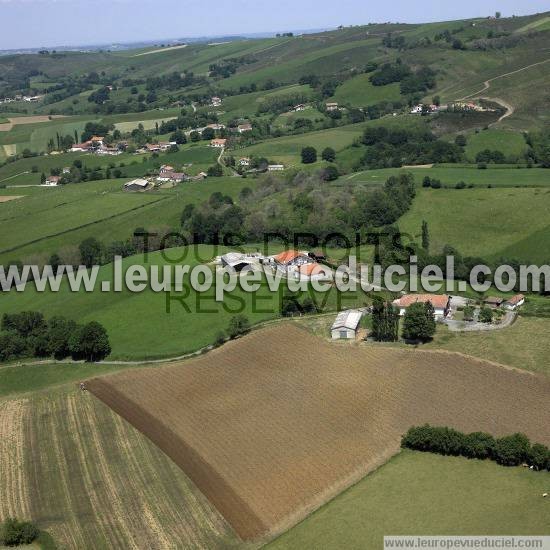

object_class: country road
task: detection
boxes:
[456,57,550,125]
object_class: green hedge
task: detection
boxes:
[402,425,550,470]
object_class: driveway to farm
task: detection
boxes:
[456,57,550,125]
[444,311,517,332]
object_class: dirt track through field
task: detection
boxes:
[87,325,550,542]
[456,58,550,125]
[0,115,66,132]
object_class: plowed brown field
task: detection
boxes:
[87,325,550,542]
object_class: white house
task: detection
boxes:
[237,123,253,133]
[331,310,363,339]
[210,138,227,148]
[70,141,92,152]
[44,175,61,186]
[294,104,306,112]
[268,164,284,171]
[392,294,451,319]
[503,294,525,311]
[326,102,339,112]
[239,157,250,166]
[211,96,222,107]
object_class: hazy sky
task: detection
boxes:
[0,0,549,50]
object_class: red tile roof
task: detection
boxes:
[274,250,304,265]
[506,294,525,306]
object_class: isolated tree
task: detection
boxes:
[301,146,317,164]
[421,220,430,251]
[40,172,46,184]
[402,302,436,341]
[227,314,250,339]
[321,147,336,162]
[432,95,441,106]
[321,165,339,181]
[479,307,493,323]
[69,321,111,362]
[495,11,501,19]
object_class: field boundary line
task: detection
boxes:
[0,195,169,256]
[86,378,267,540]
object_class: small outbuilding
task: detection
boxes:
[124,178,149,191]
[331,310,363,340]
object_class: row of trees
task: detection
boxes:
[0,311,111,362]
[402,425,550,470]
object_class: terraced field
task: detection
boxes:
[87,324,550,542]
[0,390,237,549]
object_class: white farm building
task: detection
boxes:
[331,310,363,340]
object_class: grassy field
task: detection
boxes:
[0,246,375,360]
[0,173,247,265]
[398,186,550,262]
[347,165,550,187]
[429,316,550,376]
[331,74,402,107]
[0,179,163,259]
[269,450,550,549]
[88,323,550,541]
[236,116,421,167]
[0,389,237,549]
[464,129,529,161]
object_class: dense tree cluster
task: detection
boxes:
[0,311,111,362]
[402,425,550,470]
[0,518,39,547]
[361,126,463,168]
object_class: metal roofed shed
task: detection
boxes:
[331,310,363,340]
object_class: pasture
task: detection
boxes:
[87,324,550,541]
[398,186,550,262]
[0,389,236,549]
[429,316,550,376]
[269,450,550,549]
[464,129,528,161]
[331,74,402,107]
[0,175,248,265]
[347,165,550,188]
[0,247,373,360]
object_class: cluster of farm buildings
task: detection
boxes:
[219,249,331,281]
